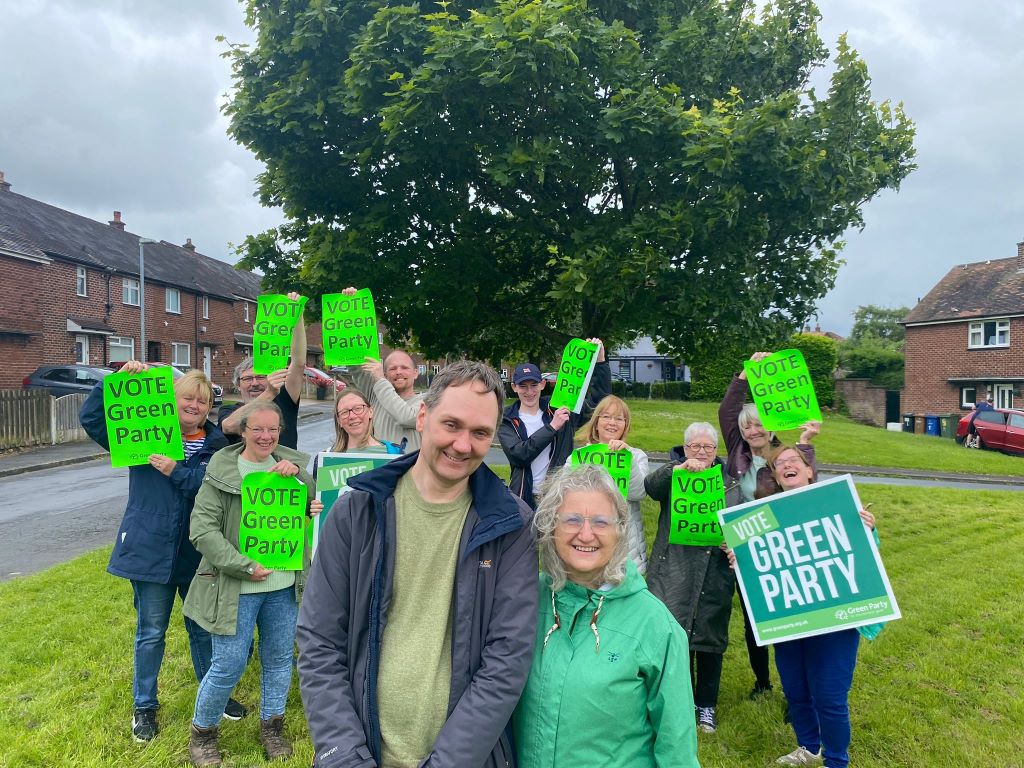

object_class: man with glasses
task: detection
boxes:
[219,291,307,450]
[499,340,610,509]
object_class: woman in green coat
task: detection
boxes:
[513,464,701,768]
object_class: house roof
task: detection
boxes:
[0,188,263,301]
[904,255,1024,325]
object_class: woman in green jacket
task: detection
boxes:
[182,402,321,767]
[513,464,701,768]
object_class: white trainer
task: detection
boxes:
[775,746,823,765]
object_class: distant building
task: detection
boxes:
[902,240,1024,414]
[606,336,688,384]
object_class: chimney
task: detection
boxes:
[183,237,196,252]
[0,170,9,192]
[1018,239,1024,273]
[108,211,125,231]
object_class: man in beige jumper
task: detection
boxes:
[350,350,424,451]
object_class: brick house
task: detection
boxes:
[902,240,1024,415]
[0,171,292,391]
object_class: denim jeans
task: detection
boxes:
[131,579,212,711]
[192,587,298,728]
[774,628,861,768]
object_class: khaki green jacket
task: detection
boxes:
[183,442,315,635]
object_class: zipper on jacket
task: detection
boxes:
[365,495,387,763]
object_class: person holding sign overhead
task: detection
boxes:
[79,362,233,744]
[500,339,610,509]
[219,290,307,450]
[645,421,739,734]
[183,401,321,766]
[513,465,699,768]
[729,444,879,768]
[567,395,650,573]
[719,351,820,699]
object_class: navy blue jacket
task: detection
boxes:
[80,383,228,584]
[498,361,611,508]
[296,451,538,768]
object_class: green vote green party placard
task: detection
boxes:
[719,475,900,646]
[240,472,308,570]
[668,464,726,546]
[103,367,183,468]
[313,451,399,555]
[254,294,307,374]
[548,339,599,413]
[322,290,381,366]
[570,444,631,499]
[743,349,822,432]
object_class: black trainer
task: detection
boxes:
[131,708,158,742]
[223,698,248,721]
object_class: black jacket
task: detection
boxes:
[498,362,611,508]
[296,451,538,768]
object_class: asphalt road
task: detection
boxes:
[2,411,1021,581]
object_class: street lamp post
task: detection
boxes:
[138,238,156,362]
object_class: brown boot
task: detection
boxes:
[259,715,293,761]
[188,723,222,767]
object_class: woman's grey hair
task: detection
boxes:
[534,465,631,592]
[233,356,256,388]
[737,403,763,432]
[422,360,504,413]
[684,421,718,446]
[237,400,284,433]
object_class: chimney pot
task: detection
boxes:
[183,237,196,252]
[108,211,125,230]
[0,170,9,192]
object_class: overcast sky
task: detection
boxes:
[1,0,1021,336]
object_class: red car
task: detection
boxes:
[956,407,1024,454]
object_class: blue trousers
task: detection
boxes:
[774,629,861,768]
[131,579,212,711]
[193,588,298,728]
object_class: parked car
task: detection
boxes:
[106,360,223,407]
[23,364,113,397]
[956,407,1024,454]
[305,366,346,393]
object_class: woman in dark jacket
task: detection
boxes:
[79,361,237,743]
[718,351,820,698]
[645,421,738,734]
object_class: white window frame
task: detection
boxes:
[171,342,191,368]
[202,295,209,320]
[243,302,250,323]
[76,266,87,297]
[968,319,1010,349]
[122,278,140,306]
[74,334,89,364]
[165,287,181,314]
[960,386,976,409]
[418,364,426,375]
[431,365,440,375]
[108,336,135,362]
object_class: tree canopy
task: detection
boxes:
[839,303,909,388]
[225,0,916,365]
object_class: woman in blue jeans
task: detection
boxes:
[79,362,242,742]
[759,445,882,768]
[182,402,321,766]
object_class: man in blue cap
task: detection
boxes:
[498,339,610,508]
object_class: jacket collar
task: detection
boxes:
[348,451,526,546]
[502,397,552,425]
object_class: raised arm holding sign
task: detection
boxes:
[742,349,822,431]
[254,294,308,374]
[322,288,381,366]
[548,338,600,412]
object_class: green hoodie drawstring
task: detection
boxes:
[543,590,606,654]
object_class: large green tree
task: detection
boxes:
[225,0,915,365]
[838,303,909,388]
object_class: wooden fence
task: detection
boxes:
[0,390,89,450]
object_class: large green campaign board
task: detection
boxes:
[239,472,308,570]
[718,475,900,646]
[102,367,183,467]
[312,451,399,555]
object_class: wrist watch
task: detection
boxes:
[246,565,255,576]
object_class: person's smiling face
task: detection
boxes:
[512,379,544,410]
[772,448,813,490]
[176,389,210,434]
[554,490,620,588]
[596,406,627,443]
[336,392,373,444]
[416,382,498,490]
[242,409,281,462]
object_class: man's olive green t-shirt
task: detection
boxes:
[377,473,471,768]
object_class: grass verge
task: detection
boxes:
[1,484,1022,766]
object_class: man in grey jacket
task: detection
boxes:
[297,361,538,768]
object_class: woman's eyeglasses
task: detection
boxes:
[684,443,716,453]
[598,414,626,423]
[337,404,369,420]
[557,514,616,533]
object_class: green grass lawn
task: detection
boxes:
[1,483,1022,767]
[622,399,1024,476]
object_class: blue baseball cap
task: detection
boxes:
[513,363,542,384]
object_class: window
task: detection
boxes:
[431,365,440,375]
[418,364,427,375]
[202,295,209,320]
[968,319,1009,348]
[76,267,87,297]
[122,278,140,306]
[172,343,190,368]
[960,386,976,409]
[1010,414,1024,429]
[977,410,1006,426]
[109,336,134,362]
[378,332,384,345]
[165,287,181,314]
[243,302,250,323]
[501,368,509,379]
[74,335,89,364]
